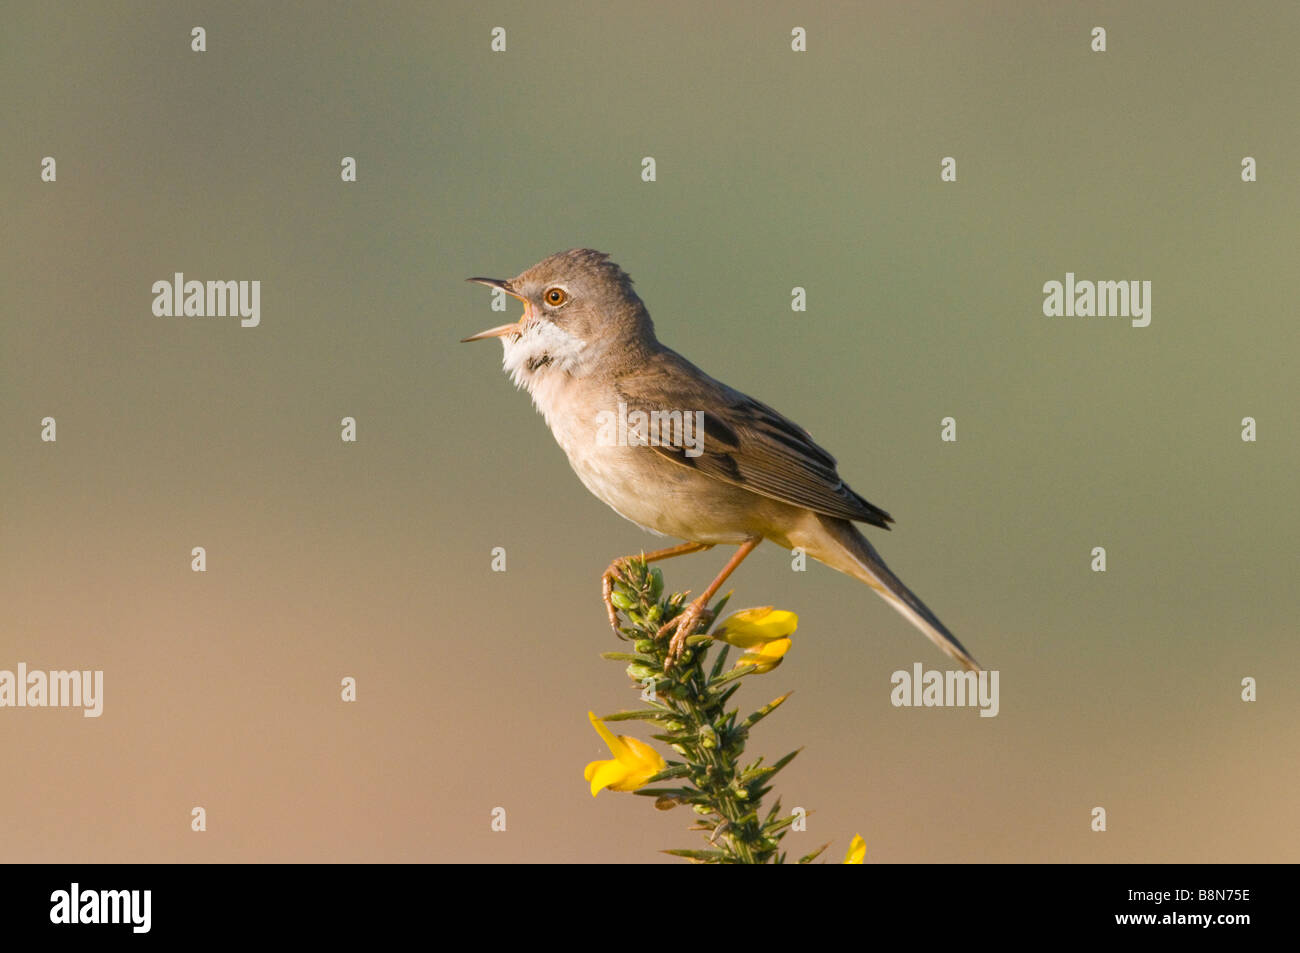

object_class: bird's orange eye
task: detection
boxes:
[544,287,568,307]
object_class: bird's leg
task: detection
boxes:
[601,541,715,633]
[659,537,762,668]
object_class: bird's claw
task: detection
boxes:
[601,559,632,633]
[658,601,714,670]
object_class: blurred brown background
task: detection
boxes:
[2,1,1297,862]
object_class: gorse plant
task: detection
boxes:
[584,556,863,864]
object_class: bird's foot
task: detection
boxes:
[659,600,714,670]
[601,558,632,633]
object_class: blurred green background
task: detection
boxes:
[2,1,1296,862]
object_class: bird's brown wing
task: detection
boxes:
[614,348,893,529]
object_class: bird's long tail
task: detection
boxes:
[811,515,981,672]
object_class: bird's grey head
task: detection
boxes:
[463,249,657,390]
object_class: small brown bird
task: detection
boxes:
[463,249,979,672]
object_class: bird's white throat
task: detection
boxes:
[501,319,588,387]
[500,318,589,396]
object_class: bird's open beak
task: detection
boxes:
[462,277,530,342]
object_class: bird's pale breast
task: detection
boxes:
[533,373,775,544]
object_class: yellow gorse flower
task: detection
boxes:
[736,638,791,673]
[844,833,867,864]
[713,607,797,673]
[712,607,798,647]
[584,711,667,797]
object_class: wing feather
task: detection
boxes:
[615,349,893,529]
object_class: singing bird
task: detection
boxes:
[463,249,979,671]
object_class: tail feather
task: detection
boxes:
[812,515,981,672]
